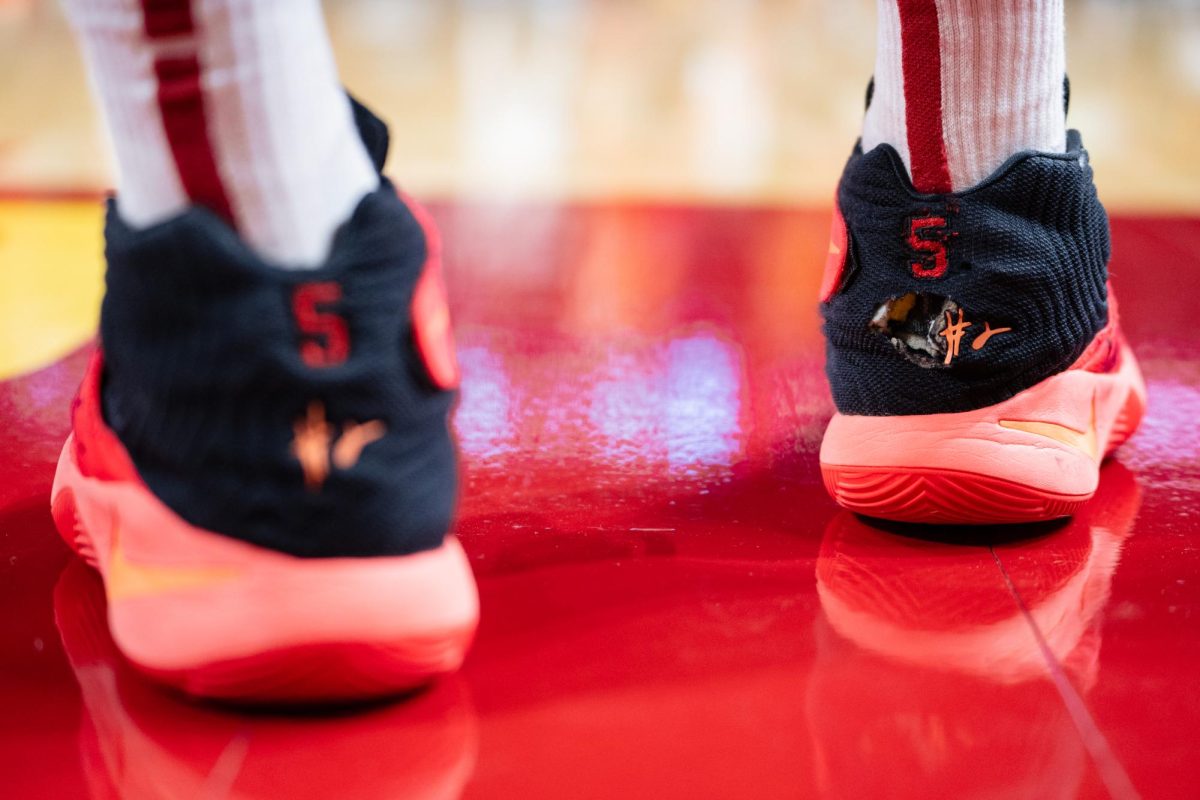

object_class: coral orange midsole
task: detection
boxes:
[820,343,1146,522]
[50,433,479,681]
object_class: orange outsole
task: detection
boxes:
[821,465,1090,525]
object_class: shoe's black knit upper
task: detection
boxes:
[99,109,457,558]
[822,130,1110,416]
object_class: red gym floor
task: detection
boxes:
[3,202,1199,799]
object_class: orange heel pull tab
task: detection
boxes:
[404,193,461,390]
[818,202,849,303]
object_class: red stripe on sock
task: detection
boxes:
[141,0,235,226]
[897,0,952,194]
[141,0,194,38]
[152,55,235,224]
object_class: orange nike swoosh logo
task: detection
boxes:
[999,396,1099,460]
[972,322,1013,351]
[107,523,241,602]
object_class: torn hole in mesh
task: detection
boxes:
[869,293,958,369]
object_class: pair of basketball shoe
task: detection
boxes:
[49,101,1145,702]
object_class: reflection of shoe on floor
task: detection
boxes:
[54,559,479,800]
[49,102,477,703]
[817,461,1141,681]
[993,461,1142,692]
[806,599,1087,800]
[807,465,1141,797]
[819,117,1146,524]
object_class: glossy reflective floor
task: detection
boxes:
[4,0,1200,797]
[3,204,1200,799]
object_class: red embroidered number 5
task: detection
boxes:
[907,216,949,279]
[293,282,350,367]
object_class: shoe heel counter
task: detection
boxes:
[98,185,459,558]
[821,138,1111,416]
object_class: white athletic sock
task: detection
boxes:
[862,0,1067,193]
[62,0,378,268]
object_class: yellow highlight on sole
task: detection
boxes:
[999,397,1099,461]
[0,200,105,381]
[107,522,241,602]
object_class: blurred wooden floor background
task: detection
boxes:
[1,0,1198,210]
